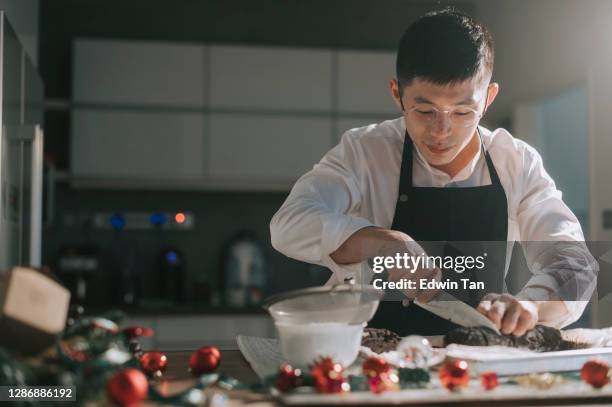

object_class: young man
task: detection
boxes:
[270,9,596,336]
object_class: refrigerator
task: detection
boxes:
[0,11,44,275]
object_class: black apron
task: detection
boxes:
[369,129,508,336]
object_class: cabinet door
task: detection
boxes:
[337,51,397,114]
[210,45,333,111]
[72,39,206,107]
[71,109,205,182]
[208,114,333,187]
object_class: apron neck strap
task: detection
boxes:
[400,127,502,189]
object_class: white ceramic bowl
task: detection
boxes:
[275,322,365,369]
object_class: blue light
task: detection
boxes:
[150,212,167,225]
[110,213,125,230]
[165,251,178,264]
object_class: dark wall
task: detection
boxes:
[39,0,471,306]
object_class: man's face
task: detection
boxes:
[391,77,497,167]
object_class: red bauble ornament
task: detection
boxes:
[107,368,149,406]
[189,346,221,375]
[367,371,400,394]
[480,371,498,390]
[362,356,391,377]
[122,326,154,339]
[581,359,610,388]
[310,357,350,394]
[439,360,470,391]
[140,351,168,377]
[275,364,303,392]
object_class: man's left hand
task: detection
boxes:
[477,293,539,336]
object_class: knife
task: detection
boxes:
[414,291,501,334]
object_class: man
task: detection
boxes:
[270,9,596,336]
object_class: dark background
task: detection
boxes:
[38,0,470,306]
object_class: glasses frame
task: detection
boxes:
[397,80,492,128]
[407,104,483,128]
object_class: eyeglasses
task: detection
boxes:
[407,105,482,128]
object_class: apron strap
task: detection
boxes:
[398,128,503,192]
[477,127,503,188]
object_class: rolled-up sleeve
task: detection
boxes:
[516,147,598,327]
[270,132,374,283]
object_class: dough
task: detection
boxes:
[361,327,401,353]
[444,325,590,351]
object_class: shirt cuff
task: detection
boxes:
[319,213,374,282]
[320,213,373,260]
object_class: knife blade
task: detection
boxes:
[414,291,501,334]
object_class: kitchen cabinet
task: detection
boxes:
[70,40,398,190]
[208,114,333,186]
[123,314,275,351]
[72,39,206,107]
[209,45,333,111]
[337,51,397,114]
[71,109,205,186]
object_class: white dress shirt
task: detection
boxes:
[270,117,596,327]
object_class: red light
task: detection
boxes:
[175,212,186,224]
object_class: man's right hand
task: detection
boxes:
[330,226,441,302]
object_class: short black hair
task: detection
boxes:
[396,8,494,90]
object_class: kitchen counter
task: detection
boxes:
[84,305,268,316]
[139,350,612,407]
[141,350,271,407]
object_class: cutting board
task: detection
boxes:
[445,344,612,376]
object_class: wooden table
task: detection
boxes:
[142,350,272,407]
[143,350,612,407]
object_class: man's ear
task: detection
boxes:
[484,82,500,111]
[389,79,404,111]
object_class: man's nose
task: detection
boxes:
[430,112,452,136]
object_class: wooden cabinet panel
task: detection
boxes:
[210,45,333,111]
[337,51,397,114]
[73,39,206,107]
[208,114,333,184]
[71,109,205,180]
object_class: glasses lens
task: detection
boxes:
[451,110,478,127]
[408,107,478,128]
[408,108,436,125]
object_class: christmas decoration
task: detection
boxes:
[480,371,499,390]
[121,326,154,340]
[189,346,221,376]
[106,368,148,406]
[128,341,143,357]
[362,356,391,377]
[140,351,168,377]
[367,371,400,394]
[397,335,433,368]
[348,374,369,391]
[310,357,350,394]
[439,360,469,391]
[398,367,430,387]
[275,364,303,392]
[580,359,610,389]
[90,317,119,333]
[512,373,565,389]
